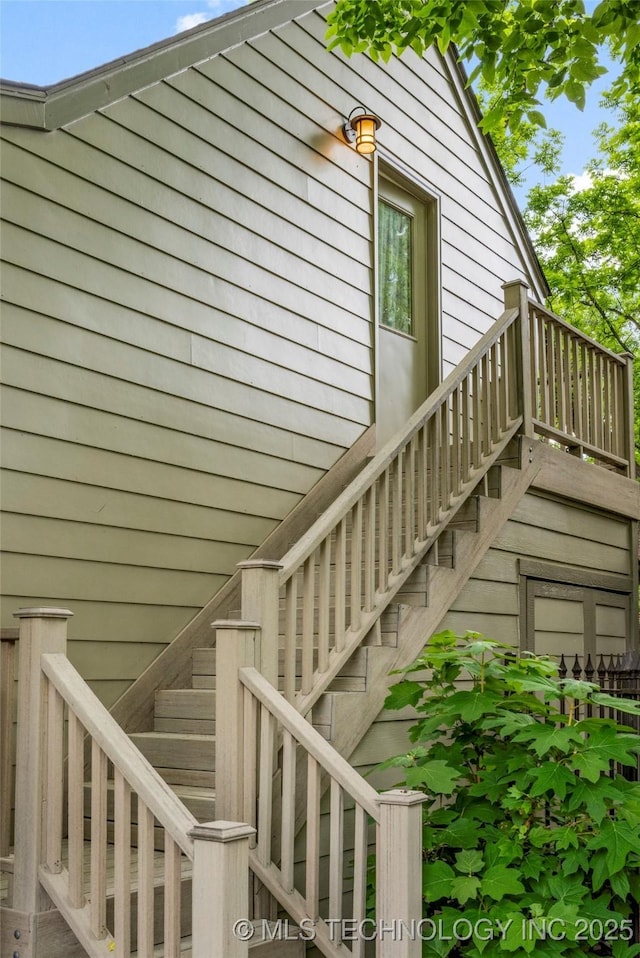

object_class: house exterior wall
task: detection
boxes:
[355,487,636,790]
[0,2,543,703]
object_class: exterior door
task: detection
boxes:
[518,559,633,660]
[376,172,438,446]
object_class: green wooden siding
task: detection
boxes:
[1,4,543,700]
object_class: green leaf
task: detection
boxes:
[423,860,455,902]
[526,109,547,128]
[384,679,424,710]
[565,79,586,110]
[551,826,579,851]
[438,817,482,849]
[587,818,640,873]
[404,760,461,794]
[527,762,575,799]
[454,849,484,873]
[439,689,502,722]
[547,872,589,908]
[612,944,640,958]
[559,846,589,877]
[480,864,525,900]
[591,692,640,715]
[513,723,583,757]
[450,874,482,904]
[609,867,630,900]
[569,724,640,782]
[501,913,541,953]
[565,776,627,823]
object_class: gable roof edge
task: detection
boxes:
[0,0,321,131]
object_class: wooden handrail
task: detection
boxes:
[238,665,426,958]
[41,653,197,856]
[279,307,519,580]
[239,666,379,819]
[530,299,627,365]
[266,304,523,714]
[240,290,634,724]
[11,607,253,958]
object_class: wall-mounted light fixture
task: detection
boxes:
[342,106,381,155]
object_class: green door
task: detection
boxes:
[376,173,438,446]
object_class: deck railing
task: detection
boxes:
[6,609,255,958]
[215,621,427,958]
[5,282,636,958]
[529,301,635,475]
[235,284,635,728]
[238,291,529,720]
[217,283,636,954]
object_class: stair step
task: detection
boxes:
[395,561,429,606]
[192,648,215,688]
[448,495,480,531]
[129,732,215,788]
[426,528,456,568]
[171,783,216,821]
[192,644,370,690]
[154,689,215,733]
[83,781,215,823]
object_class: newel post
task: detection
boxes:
[377,789,430,958]
[502,279,534,438]
[190,821,256,958]
[11,608,73,915]
[238,560,283,689]
[214,621,260,823]
[620,352,636,480]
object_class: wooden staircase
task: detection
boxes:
[114,441,540,854]
[75,293,546,956]
[7,287,634,958]
[80,297,542,956]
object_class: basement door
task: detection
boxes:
[519,566,632,661]
[376,171,439,447]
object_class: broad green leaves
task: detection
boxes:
[404,759,461,794]
[569,724,640,781]
[326,0,640,133]
[480,865,525,900]
[376,631,640,956]
[423,860,456,902]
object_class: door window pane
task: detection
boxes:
[378,199,413,335]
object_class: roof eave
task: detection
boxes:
[0,0,323,131]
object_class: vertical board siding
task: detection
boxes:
[1,4,538,695]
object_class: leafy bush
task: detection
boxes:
[379,631,640,957]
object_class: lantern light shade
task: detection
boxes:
[343,107,381,154]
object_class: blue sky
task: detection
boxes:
[0,0,247,84]
[0,0,620,196]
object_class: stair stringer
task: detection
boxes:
[316,440,542,764]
